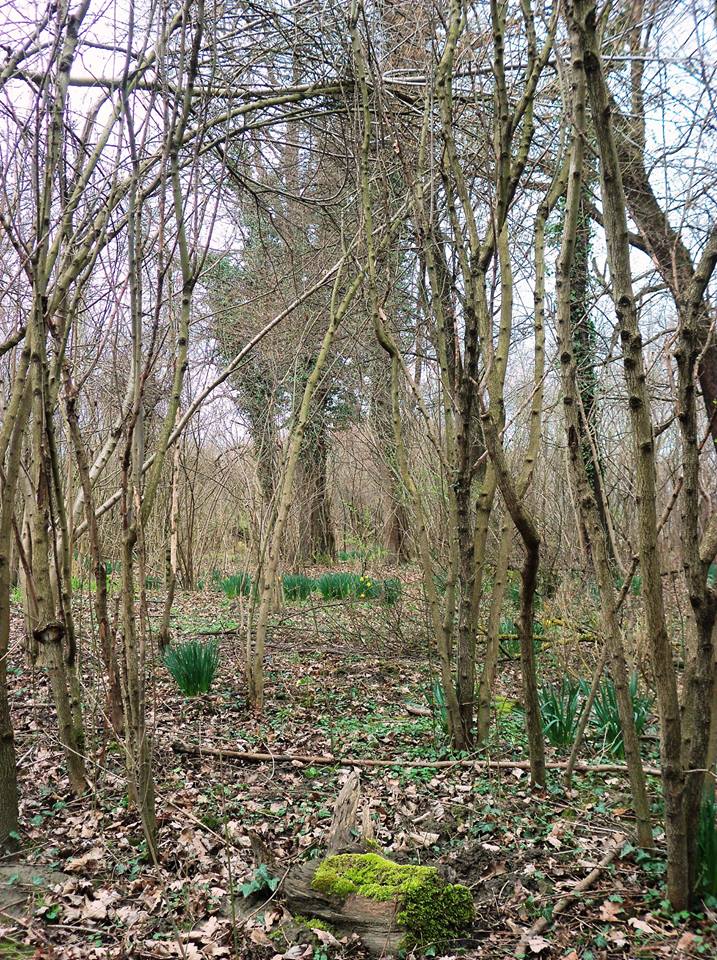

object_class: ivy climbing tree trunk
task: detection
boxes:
[296,395,336,562]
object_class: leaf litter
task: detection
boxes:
[3,585,717,959]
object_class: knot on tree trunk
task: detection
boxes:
[33,619,65,645]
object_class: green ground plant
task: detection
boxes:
[697,792,717,899]
[506,577,521,604]
[589,674,652,758]
[427,679,450,741]
[432,571,448,596]
[163,639,219,696]
[337,545,384,563]
[381,577,401,605]
[614,573,643,597]
[338,549,364,562]
[317,572,359,599]
[220,572,252,599]
[538,678,583,748]
[356,574,381,599]
[240,864,279,898]
[283,574,316,601]
[499,618,544,659]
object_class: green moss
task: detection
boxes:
[293,915,334,933]
[0,940,34,958]
[311,853,473,947]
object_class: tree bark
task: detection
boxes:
[567,0,686,903]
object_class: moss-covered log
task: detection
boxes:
[284,852,473,955]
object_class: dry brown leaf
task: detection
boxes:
[677,931,697,953]
[312,927,340,946]
[527,934,550,953]
[81,896,107,921]
[66,847,104,872]
[599,900,623,922]
[249,928,273,947]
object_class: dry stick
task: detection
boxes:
[171,740,661,776]
[514,832,625,958]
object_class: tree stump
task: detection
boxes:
[284,858,404,955]
[281,774,474,955]
[284,851,473,955]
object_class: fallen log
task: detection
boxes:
[283,852,473,956]
[283,857,402,955]
[171,740,661,777]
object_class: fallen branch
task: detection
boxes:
[406,704,432,717]
[171,741,661,777]
[514,833,625,958]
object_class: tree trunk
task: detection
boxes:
[27,317,87,796]
[64,384,124,733]
[374,375,411,563]
[557,14,652,847]
[477,519,512,742]
[567,0,686,903]
[480,408,546,787]
[159,441,181,650]
[297,414,336,562]
[0,352,31,848]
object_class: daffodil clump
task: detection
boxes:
[284,571,402,603]
[357,574,381,600]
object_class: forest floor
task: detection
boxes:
[2,569,717,960]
